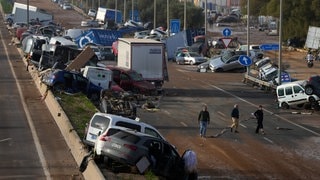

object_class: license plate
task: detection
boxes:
[91,134,97,140]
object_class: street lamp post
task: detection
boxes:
[154,0,156,29]
[167,0,169,35]
[115,0,118,24]
[132,0,134,21]
[123,0,126,22]
[27,0,29,27]
[246,0,250,75]
[205,0,207,36]
[184,0,186,30]
[278,0,283,85]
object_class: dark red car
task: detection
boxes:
[106,65,157,95]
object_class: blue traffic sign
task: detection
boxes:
[222,28,232,37]
[281,72,291,83]
[238,55,252,66]
[170,19,180,34]
[260,43,279,51]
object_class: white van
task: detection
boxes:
[81,66,113,89]
[276,81,319,109]
[83,113,165,147]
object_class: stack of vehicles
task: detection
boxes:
[276,80,320,110]
[83,113,190,178]
[115,38,169,92]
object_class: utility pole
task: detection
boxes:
[123,0,126,22]
[154,0,156,29]
[278,0,283,85]
[167,0,169,35]
[27,0,29,27]
[184,0,186,30]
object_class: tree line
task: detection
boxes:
[241,0,320,47]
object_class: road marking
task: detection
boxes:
[263,137,274,144]
[240,123,247,128]
[0,28,51,179]
[201,81,320,137]
[0,138,11,143]
[180,122,188,127]
[162,109,171,115]
[217,111,226,117]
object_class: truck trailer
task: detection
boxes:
[116,38,169,91]
[95,7,122,24]
[11,2,53,24]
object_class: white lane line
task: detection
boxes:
[180,122,188,127]
[0,28,51,179]
[240,123,247,128]
[263,137,274,144]
[162,109,171,115]
[0,138,11,143]
[217,111,226,117]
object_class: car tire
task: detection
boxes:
[305,85,314,95]
[215,68,223,72]
[281,102,289,109]
[53,83,66,92]
[309,96,316,103]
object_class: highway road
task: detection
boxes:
[0,12,83,179]
[138,61,320,179]
[5,0,320,179]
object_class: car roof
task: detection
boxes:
[93,112,165,139]
[277,80,306,89]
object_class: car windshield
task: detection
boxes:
[221,51,234,63]
[128,71,143,81]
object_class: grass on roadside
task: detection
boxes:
[54,92,98,139]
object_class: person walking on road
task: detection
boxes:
[230,104,240,133]
[254,105,265,134]
[198,105,210,138]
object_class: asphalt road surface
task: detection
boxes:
[0,11,83,180]
[8,0,320,179]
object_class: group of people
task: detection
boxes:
[198,104,265,138]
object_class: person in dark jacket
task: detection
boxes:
[230,104,240,133]
[198,105,210,138]
[254,105,265,134]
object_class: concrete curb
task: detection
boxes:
[19,51,105,180]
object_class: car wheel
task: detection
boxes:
[53,83,65,92]
[93,149,104,163]
[309,96,316,103]
[305,86,314,95]
[281,102,289,109]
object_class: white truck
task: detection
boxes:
[95,7,122,24]
[11,2,53,24]
[117,38,169,91]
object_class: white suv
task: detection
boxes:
[83,113,165,148]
